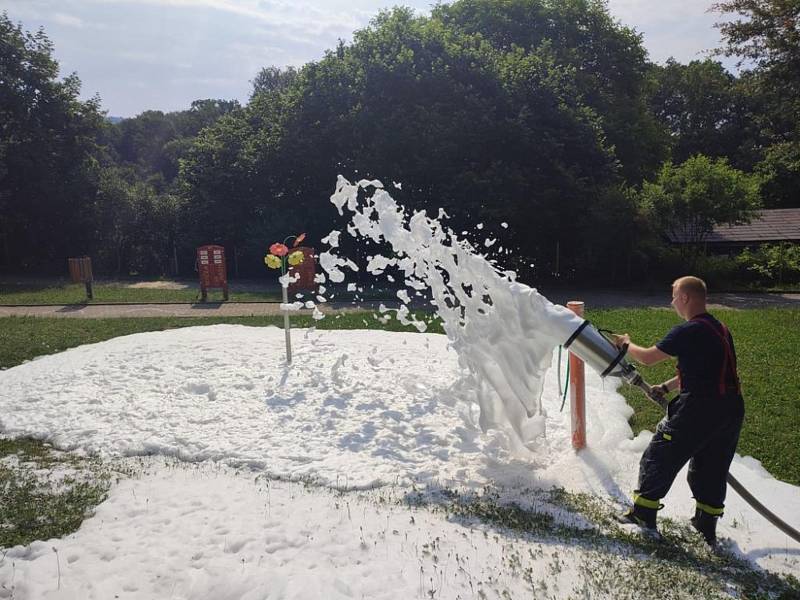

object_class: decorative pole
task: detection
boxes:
[567,300,586,450]
[281,273,292,364]
[265,233,306,365]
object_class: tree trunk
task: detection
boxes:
[0,222,9,267]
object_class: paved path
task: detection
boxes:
[0,302,374,319]
[0,291,797,319]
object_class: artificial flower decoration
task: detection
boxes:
[265,254,282,269]
[269,243,289,257]
[265,233,307,275]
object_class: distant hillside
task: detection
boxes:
[105,116,125,124]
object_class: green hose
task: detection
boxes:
[558,345,570,412]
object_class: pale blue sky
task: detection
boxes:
[1,0,735,117]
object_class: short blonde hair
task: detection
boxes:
[673,276,707,299]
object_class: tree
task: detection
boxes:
[180,2,686,280]
[713,0,800,77]
[649,59,758,168]
[755,141,800,208]
[638,155,761,268]
[93,166,181,275]
[433,0,669,183]
[108,99,241,184]
[250,66,298,99]
[713,1,800,207]
[189,5,624,278]
[177,111,260,271]
[0,12,104,269]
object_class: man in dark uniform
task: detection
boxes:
[612,276,745,545]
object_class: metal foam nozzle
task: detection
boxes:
[563,319,667,410]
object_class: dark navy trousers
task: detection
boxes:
[636,389,744,511]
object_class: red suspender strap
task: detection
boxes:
[690,315,741,395]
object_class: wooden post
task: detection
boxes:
[68,257,93,301]
[567,301,586,450]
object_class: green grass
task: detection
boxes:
[0,279,401,305]
[0,437,111,548]
[0,280,281,304]
[589,308,800,486]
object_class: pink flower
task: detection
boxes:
[269,243,289,257]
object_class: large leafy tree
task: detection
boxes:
[433,0,669,184]
[177,109,262,273]
[93,165,172,275]
[649,59,759,169]
[250,66,298,100]
[639,154,762,268]
[180,6,627,278]
[713,0,800,207]
[108,99,240,184]
[0,12,104,269]
[713,0,800,76]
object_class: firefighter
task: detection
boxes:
[612,276,745,545]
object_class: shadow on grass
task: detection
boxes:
[402,483,800,599]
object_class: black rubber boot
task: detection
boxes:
[690,508,718,546]
[616,504,658,531]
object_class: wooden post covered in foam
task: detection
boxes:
[567,301,586,450]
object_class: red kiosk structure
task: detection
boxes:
[196,245,229,302]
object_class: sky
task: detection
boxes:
[1,0,734,117]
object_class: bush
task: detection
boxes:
[736,243,800,287]
[693,254,740,289]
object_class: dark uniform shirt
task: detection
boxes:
[656,312,738,395]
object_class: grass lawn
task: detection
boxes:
[0,307,798,487]
[0,279,281,304]
[0,438,110,548]
[0,279,400,304]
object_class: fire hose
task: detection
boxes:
[560,319,800,544]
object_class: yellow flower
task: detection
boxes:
[265,254,282,269]
[287,250,305,266]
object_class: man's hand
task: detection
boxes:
[647,383,669,410]
[612,333,630,349]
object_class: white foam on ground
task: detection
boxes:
[0,325,797,595]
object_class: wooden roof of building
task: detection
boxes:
[667,208,800,244]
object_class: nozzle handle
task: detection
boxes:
[626,372,669,411]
